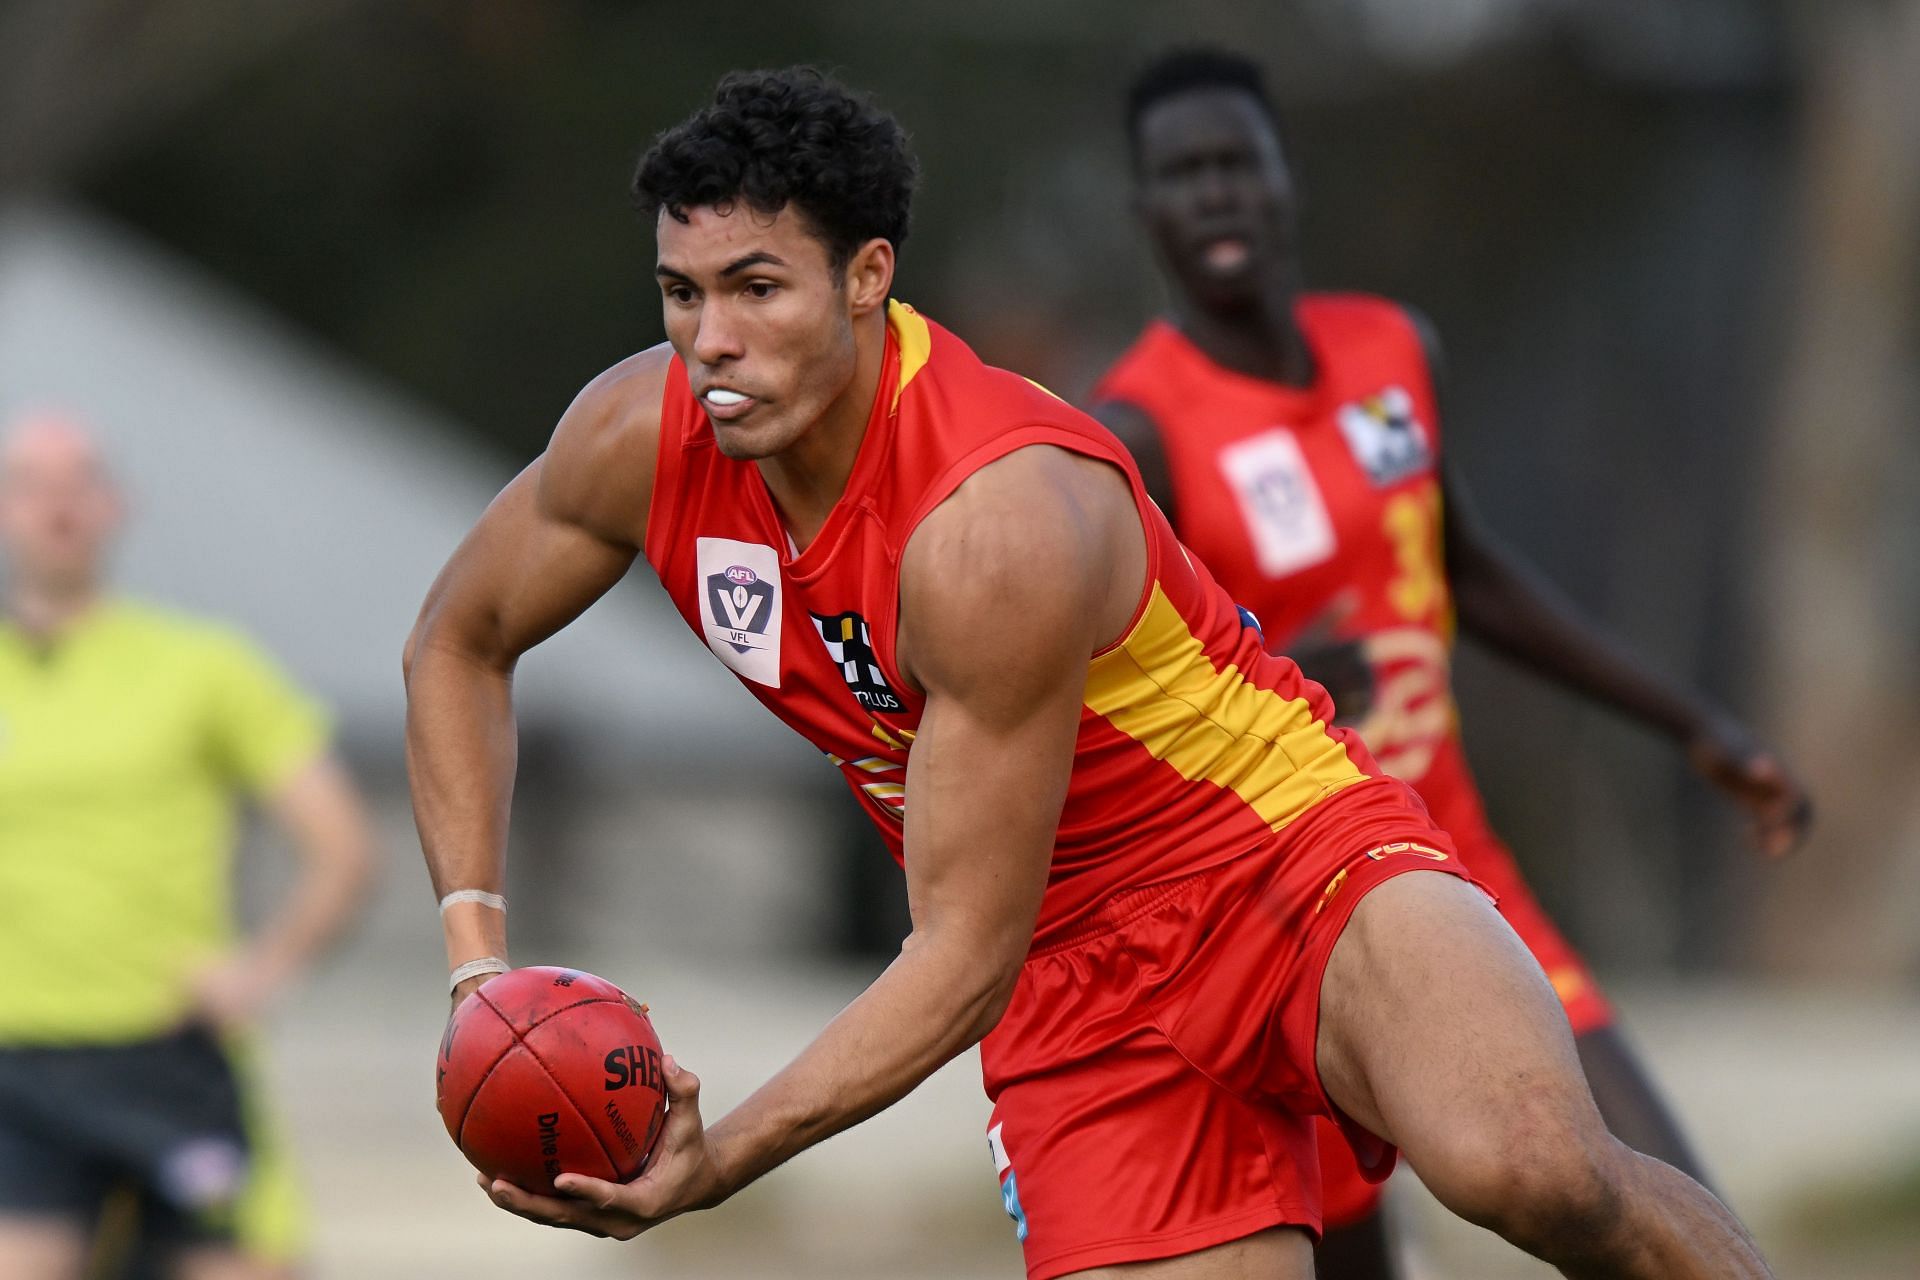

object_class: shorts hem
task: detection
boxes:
[1024,1203,1312,1280]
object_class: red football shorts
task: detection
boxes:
[978,779,1479,1280]
[1315,741,1617,1232]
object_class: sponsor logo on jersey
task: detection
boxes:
[811,611,904,712]
[695,537,782,687]
[1217,428,1337,577]
[1337,386,1432,486]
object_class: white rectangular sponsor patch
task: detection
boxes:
[1218,428,1336,577]
[695,537,782,687]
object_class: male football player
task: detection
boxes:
[406,67,1772,1279]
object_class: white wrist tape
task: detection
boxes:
[438,889,507,914]
[449,957,510,994]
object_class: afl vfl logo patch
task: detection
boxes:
[1217,428,1337,577]
[696,537,782,687]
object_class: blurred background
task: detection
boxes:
[2,0,1916,1275]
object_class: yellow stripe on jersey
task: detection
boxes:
[887,299,932,410]
[871,720,915,750]
[1084,584,1367,829]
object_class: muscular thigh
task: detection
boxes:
[1314,871,1606,1185]
[1060,1226,1312,1279]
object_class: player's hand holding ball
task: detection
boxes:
[437,966,729,1239]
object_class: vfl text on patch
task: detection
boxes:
[696,537,782,687]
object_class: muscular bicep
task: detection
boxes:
[895,448,1138,964]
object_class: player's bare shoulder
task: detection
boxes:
[537,343,675,546]
[898,446,1147,690]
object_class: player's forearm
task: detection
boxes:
[1451,541,1713,742]
[704,927,1018,1197]
[404,638,520,968]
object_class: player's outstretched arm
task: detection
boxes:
[495,446,1145,1241]
[1441,460,1811,857]
[404,349,669,989]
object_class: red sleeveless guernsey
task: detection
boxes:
[1093,295,1617,1040]
[643,301,1389,943]
[1094,294,1457,788]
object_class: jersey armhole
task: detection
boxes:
[1379,301,1447,456]
[878,425,1164,694]
[642,357,691,573]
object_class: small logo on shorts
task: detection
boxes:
[1363,841,1449,862]
[987,1122,1028,1242]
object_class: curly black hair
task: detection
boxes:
[1126,47,1284,161]
[633,67,918,272]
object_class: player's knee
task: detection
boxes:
[1420,1111,1628,1254]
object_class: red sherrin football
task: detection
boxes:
[436,966,667,1195]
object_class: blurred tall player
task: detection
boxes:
[0,414,375,1280]
[1092,48,1811,1279]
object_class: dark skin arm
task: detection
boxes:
[1090,398,1375,716]
[482,445,1145,1239]
[1410,309,1812,857]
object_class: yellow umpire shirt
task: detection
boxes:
[0,599,328,1045]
